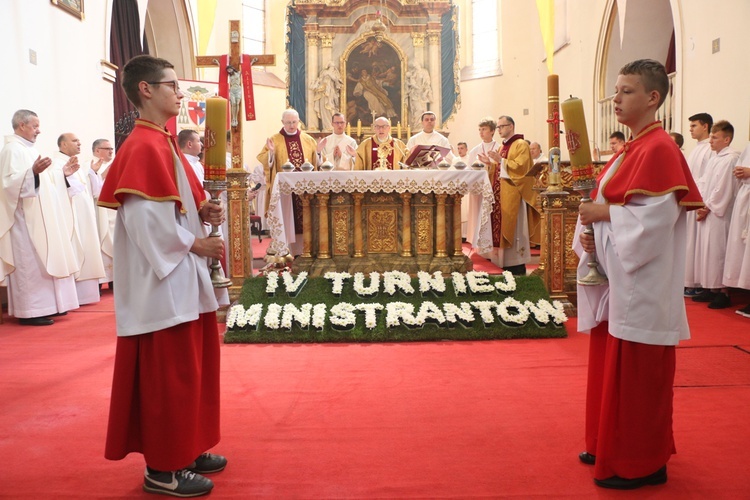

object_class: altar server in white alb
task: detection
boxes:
[0,110,81,326]
[723,143,750,317]
[691,120,740,310]
[683,112,714,297]
[406,111,453,162]
[316,112,357,170]
[54,132,106,305]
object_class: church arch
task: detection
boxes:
[143,0,196,78]
[593,0,682,152]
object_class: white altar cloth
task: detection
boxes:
[266,169,494,256]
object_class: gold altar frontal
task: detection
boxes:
[266,170,495,277]
[292,189,472,276]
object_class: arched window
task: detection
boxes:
[242,0,265,54]
[464,0,501,79]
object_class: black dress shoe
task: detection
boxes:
[19,317,54,326]
[594,465,667,490]
[691,291,716,303]
[503,264,527,276]
[47,311,67,317]
[578,451,596,465]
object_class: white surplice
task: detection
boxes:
[684,139,713,287]
[573,154,691,345]
[723,144,750,289]
[318,133,358,171]
[111,149,218,337]
[0,135,80,317]
[95,160,116,283]
[55,152,106,304]
[694,146,740,289]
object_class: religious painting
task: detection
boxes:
[343,36,405,130]
[51,0,84,20]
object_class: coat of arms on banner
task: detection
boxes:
[173,80,220,134]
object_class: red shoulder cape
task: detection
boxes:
[595,122,703,210]
[98,120,205,213]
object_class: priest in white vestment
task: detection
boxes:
[54,133,106,305]
[723,143,750,317]
[405,111,453,163]
[0,110,80,325]
[316,112,357,170]
[91,139,116,287]
[692,121,740,309]
[529,142,548,164]
[683,113,714,295]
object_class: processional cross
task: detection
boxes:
[194,20,275,298]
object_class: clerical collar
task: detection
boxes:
[280,128,300,138]
[13,134,35,148]
[184,153,200,163]
[503,134,524,145]
[374,135,391,144]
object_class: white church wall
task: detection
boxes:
[0,0,121,159]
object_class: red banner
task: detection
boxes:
[241,54,256,121]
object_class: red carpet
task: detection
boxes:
[1,287,749,498]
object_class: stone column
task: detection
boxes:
[301,193,313,258]
[427,30,441,125]
[306,31,320,131]
[435,193,447,257]
[352,193,364,257]
[317,193,330,258]
[400,192,412,257]
[452,194,463,256]
[320,33,334,72]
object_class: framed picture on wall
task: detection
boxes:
[51,0,84,20]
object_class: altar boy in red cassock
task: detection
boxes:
[573,59,703,490]
[98,55,227,498]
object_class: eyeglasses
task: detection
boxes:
[97,147,114,151]
[147,80,180,94]
[498,123,513,128]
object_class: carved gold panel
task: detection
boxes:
[332,208,350,256]
[416,208,433,255]
[367,208,398,253]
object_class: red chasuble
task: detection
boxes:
[490,134,524,247]
[98,119,206,213]
[280,128,306,169]
[595,122,703,210]
[370,138,396,169]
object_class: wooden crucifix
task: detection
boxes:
[195,20,275,299]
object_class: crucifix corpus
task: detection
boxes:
[195,20,275,299]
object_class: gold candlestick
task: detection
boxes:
[561,96,607,286]
[203,96,232,288]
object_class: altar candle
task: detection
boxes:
[396,121,401,139]
[560,96,595,181]
[357,119,362,137]
[346,123,351,137]
[547,74,560,148]
[204,96,228,181]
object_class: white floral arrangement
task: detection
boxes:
[227,304,265,329]
[496,297,530,325]
[280,303,313,330]
[451,272,468,295]
[324,271,352,296]
[417,271,446,296]
[329,302,357,329]
[443,302,475,326]
[281,271,308,296]
[383,271,415,296]
[264,303,283,329]
[471,300,497,325]
[466,272,496,294]
[312,303,328,330]
[385,302,415,328]
[265,271,279,295]
[495,271,517,293]
[353,272,380,297]
[356,303,384,328]
[525,299,567,325]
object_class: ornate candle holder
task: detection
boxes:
[544,147,566,194]
[203,179,232,288]
[572,164,607,286]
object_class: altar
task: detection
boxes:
[266,170,494,276]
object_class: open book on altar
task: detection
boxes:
[404,144,452,169]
